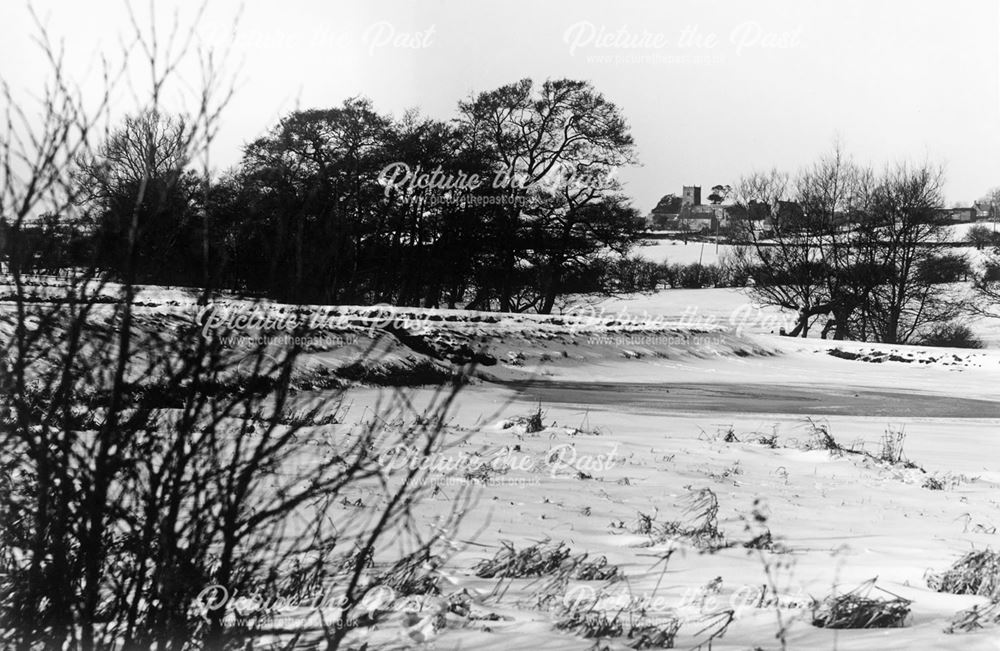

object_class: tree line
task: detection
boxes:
[4,79,642,313]
[6,95,1000,342]
[724,147,979,345]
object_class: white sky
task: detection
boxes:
[3,0,999,211]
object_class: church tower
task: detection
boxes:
[682,185,701,206]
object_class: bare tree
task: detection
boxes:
[74,110,203,282]
[973,249,1000,318]
[457,78,638,312]
[858,162,964,344]
[727,168,828,337]
[793,146,876,340]
[727,150,965,343]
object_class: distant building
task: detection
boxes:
[938,207,976,223]
[974,201,997,221]
[648,185,731,231]
[679,204,715,231]
[677,204,734,232]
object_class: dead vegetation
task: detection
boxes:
[716,420,935,485]
[525,404,546,433]
[628,488,726,551]
[810,578,911,629]
[877,427,909,465]
[376,549,444,597]
[474,540,621,581]
[500,404,548,434]
[333,356,465,386]
[800,419,849,453]
[927,549,1000,598]
[554,602,681,649]
[743,530,775,551]
[922,475,945,490]
[944,598,1000,634]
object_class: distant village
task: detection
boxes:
[647,184,997,233]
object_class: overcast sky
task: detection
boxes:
[3,0,999,211]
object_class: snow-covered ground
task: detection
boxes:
[570,286,1000,348]
[311,330,1000,650]
[5,279,1000,649]
[632,224,999,269]
[245,306,999,650]
[632,237,734,266]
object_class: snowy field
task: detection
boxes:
[633,223,999,269]
[632,237,734,266]
[4,281,1000,649]
[299,328,1000,650]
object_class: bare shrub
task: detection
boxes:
[0,8,474,651]
[919,323,985,349]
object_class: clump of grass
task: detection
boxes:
[376,548,442,596]
[645,488,725,550]
[811,578,911,629]
[743,530,774,550]
[710,461,742,483]
[802,419,842,452]
[878,427,907,464]
[555,600,680,649]
[754,431,779,448]
[463,460,506,484]
[927,550,1000,598]
[474,540,620,580]
[795,420,927,473]
[698,425,737,443]
[555,607,623,638]
[632,510,657,536]
[501,405,548,433]
[525,404,545,433]
[626,622,682,649]
[876,426,920,468]
[263,405,345,426]
[573,410,606,436]
[573,555,621,581]
[711,424,779,448]
[922,475,945,490]
[678,488,723,547]
[944,598,1000,634]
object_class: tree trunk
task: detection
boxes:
[539,262,561,314]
